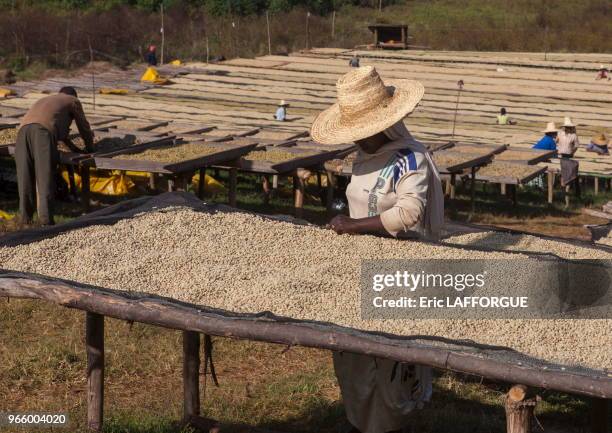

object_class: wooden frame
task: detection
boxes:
[94,139,259,174]
[476,163,547,185]
[0,271,609,400]
[495,148,557,165]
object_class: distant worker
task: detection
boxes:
[496,107,517,125]
[596,65,609,80]
[16,87,94,226]
[586,132,609,155]
[145,45,158,66]
[349,55,360,68]
[557,117,580,158]
[533,122,558,150]
[274,100,289,121]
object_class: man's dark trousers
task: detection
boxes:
[15,123,58,225]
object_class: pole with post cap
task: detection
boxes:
[451,79,464,141]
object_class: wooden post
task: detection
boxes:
[547,170,554,204]
[167,177,175,192]
[504,385,538,433]
[266,11,272,55]
[450,174,456,199]
[306,12,311,50]
[182,331,200,422]
[228,168,237,207]
[331,10,336,39]
[86,312,104,432]
[198,168,206,199]
[149,173,156,191]
[594,177,599,195]
[326,171,336,212]
[262,176,271,205]
[590,398,609,433]
[470,166,476,215]
[564,184,570,208]
[272,174,278,189]
[294,169,310,218]
[66,165,78,201]
[80,165,90,213]
[160,3,165,65]
[501,183,506,195]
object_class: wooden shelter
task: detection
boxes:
[368,24,409,49]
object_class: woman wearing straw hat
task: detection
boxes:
[586,132,610,155]
[311,66,444,433]
[533,122,558,150]
[557,117,580,158]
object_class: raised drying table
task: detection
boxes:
[213,141,350,215]
[0,193,609,432]
[94,137,258,202]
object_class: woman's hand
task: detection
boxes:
[328,215,355,235]
[328,215,388,235]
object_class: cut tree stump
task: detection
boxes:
[86,312,104,431]
[504,384,539,433]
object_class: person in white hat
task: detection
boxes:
[274,100,289,121]
[596,65,609,80]
[311,66,444,433]
[557,117,580,158]
[533,122,558,150]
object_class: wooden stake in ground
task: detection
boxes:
[160,3,165,65]
[451,79,464,141]
[86,312,104,432]
[266,11,272,56]
[306,12,311,50]
[91,71,96,112]
[182,331,200,421]
[504,384,539,433]
[331,10,336,39]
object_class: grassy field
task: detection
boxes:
[0,161,610,432]
[0,299,606,433]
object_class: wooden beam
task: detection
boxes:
[2,274,611,399]
[86,312,104,432]
[183,331,200,422]
[504,385,538,433]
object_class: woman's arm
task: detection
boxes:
[328,214,388,235]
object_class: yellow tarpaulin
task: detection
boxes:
[62,169,135,196]
[169,60,182,66]
[0,210,15,220]
[99,88,129,95]
[0,88,15,98]
[192,173,226,194]
[140,67,172,85]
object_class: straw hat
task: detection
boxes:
[278,100,289,106]
[310,66,424,144]
[592,132,609,146]
[562,117,575,128]
[543,122,558,133]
